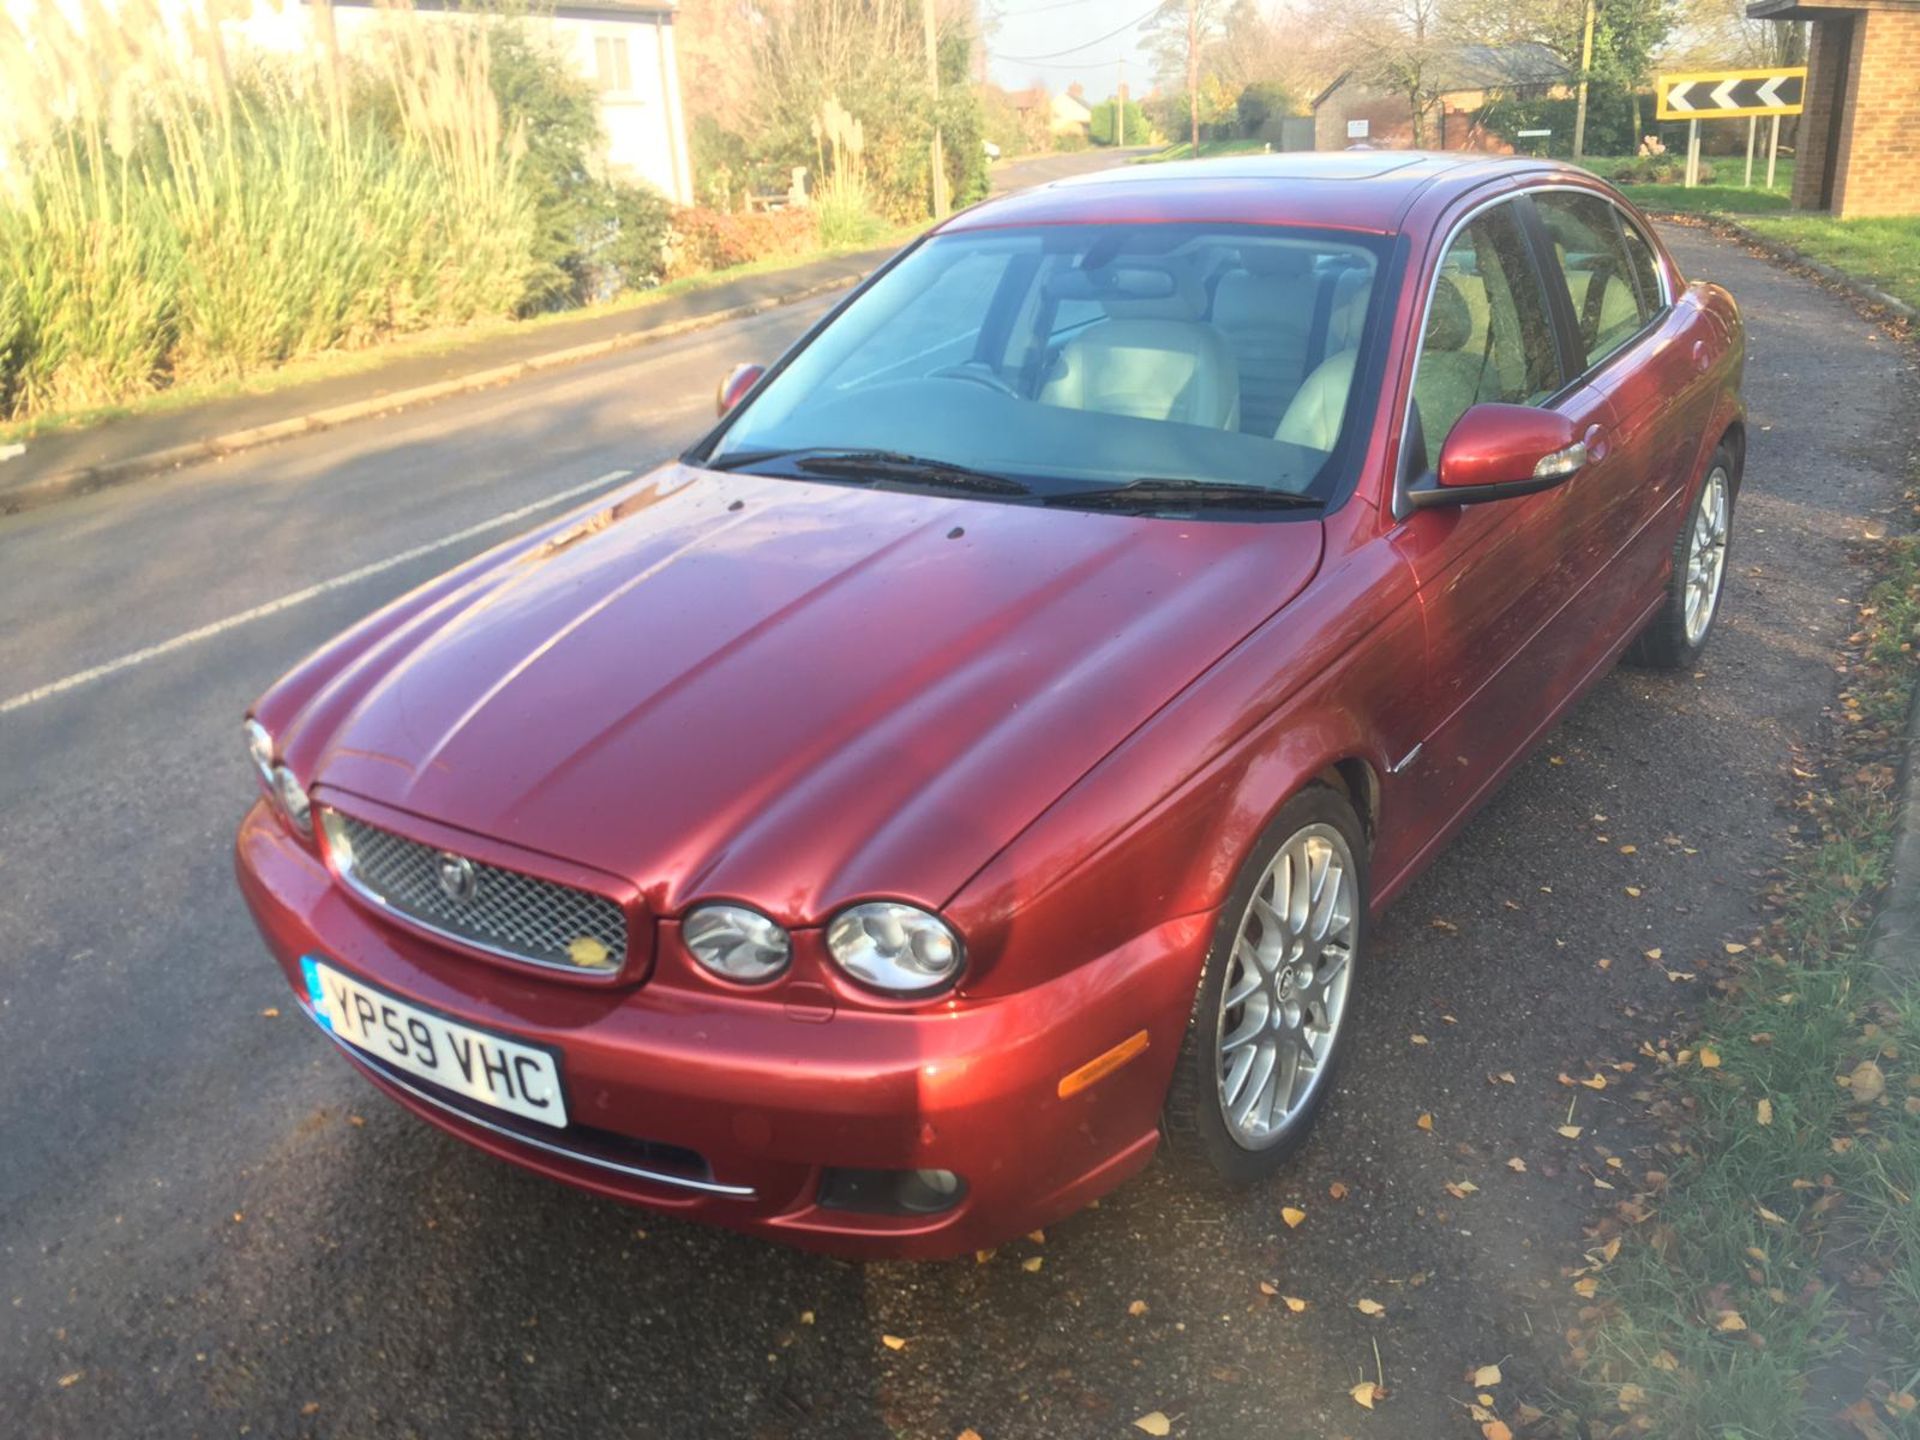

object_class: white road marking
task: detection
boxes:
[0,468,633,717]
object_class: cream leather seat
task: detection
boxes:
[1211,250,1318,435]
[1272,268,1374,451]
[1039,275,1240,430]
[1409,276,1494,451]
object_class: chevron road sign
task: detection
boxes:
[1657,67,1807,120]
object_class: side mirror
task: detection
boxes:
[1407,403,1586,510]
[716,363,765,417]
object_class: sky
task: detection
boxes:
[982,0,1162,99]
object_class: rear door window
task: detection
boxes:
[1532,192,1664,370]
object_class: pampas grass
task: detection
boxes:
[0,0,537,418]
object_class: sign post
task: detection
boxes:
[1657,67,1806,190]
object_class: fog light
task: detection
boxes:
[817,1166,968,1216]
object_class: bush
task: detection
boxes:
[665,207,820,280]
[1609,155,1717,186]
[1052,130,1091,153]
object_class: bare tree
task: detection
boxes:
[1316,0,1452,147]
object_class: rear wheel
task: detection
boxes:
[1163,787,1367,1185]
[1630,446,1735,670]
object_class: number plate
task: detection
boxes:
[301,957,569,1128]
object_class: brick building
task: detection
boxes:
[1748,0,1920,217]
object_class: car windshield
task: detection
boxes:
[702,222,1387,512]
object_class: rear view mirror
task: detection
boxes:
[1408,404,1586,510]
[1043,266,1177,303]
[716,363,765,417]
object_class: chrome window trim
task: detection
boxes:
[1389,179,1673,522]
[306,1009,759,1199]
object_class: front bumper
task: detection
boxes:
[234,801,1211,1258]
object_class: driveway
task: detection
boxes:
[0,224,1912,1439]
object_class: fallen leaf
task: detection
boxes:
[1128,1299,1149,1316]
[1618,1383,1647,1407]
[1411,1034,1430,1045]
[1416,1112,1434,1131]
[958,1430,983,1440]
[1282,1295,1308,1313]
[1650,1349,1680,1371]
[1725,941,1748,955]
[800,1310,815,1326]
[1699,1046,1722,1069]
[1757,1204,1787,1225]
[974,1249,994,1264]
[1133,1412,1173,1436]
[1355,1298,1386,1316]
[1580,1074,1607,1090]
[1350,1382,1380,1410]
[1471,1362,1503,1386]
[1027,1229,1046,1244]
[1329,1181,1349,1200]
[1493,1071,1517,1085]
[1645,948,1663,961]
[1557,1125,1583,1139]
[1282,1206,1307,1229]
[57,1373,81,1389]
[1021,1256,1043,1273]
[1624,886,1642,898]
[1506,1156,1527,1172]
[1667,970,1697,983]
[1757,1098,1774,1125]
[1572,1276,1599,1298]
[261,1007,280,1018]
[1716,1310,1747,1332]
[881,1335,908,1351]
[1445,1180,1480,1198]
[1619,844,1637,854]
[1848,1061,1887,1102]
[1259,1280,1277,1296]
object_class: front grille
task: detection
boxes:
[324,809,628,974]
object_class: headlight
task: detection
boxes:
[684,904,791,984]
[272,764,312,836]
[244,718,275,787]
[826,902,961,994]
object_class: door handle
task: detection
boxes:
[1582,423,1610,462]
[1691,339,1712,373]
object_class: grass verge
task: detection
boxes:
[0,232,911,449]
[1740,216,1920,316]
[1570,515,1920,1439]
[1134,138,1269,164]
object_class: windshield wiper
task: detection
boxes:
[706,447,1032,496]
[1047,478,1321,512]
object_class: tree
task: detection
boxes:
[1144,0,1229,152]
[1315,0,1452,147]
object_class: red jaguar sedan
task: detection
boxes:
[236,152,1743,1258]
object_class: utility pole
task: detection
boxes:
[1186,0,1199,156]
[1117,56,1126,147]
[922,0,950,218]
[1572,0,1596,160]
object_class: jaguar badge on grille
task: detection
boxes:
[436,852,478,903]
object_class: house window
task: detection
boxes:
[594,36,632,94]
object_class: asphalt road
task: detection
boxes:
[2,208,1915,1439]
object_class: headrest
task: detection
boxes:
[1237,245,1313,279]
[1425,275,1474,353]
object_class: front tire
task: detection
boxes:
[1163,786,1367,1186]
[1630,445,1736,670]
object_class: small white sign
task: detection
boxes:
[1517,128,1552,138]
[1346,119,1369,139]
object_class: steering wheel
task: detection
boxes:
[930,363,1020,398]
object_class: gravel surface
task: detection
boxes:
[0,223,1913,1440]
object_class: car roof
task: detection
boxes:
[940,151,1602,238]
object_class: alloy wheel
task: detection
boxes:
[1214,823,1358,1150]
[1684,465,1731,645]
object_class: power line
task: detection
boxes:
[990,0,1161,61]
[990,0,1105,17]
